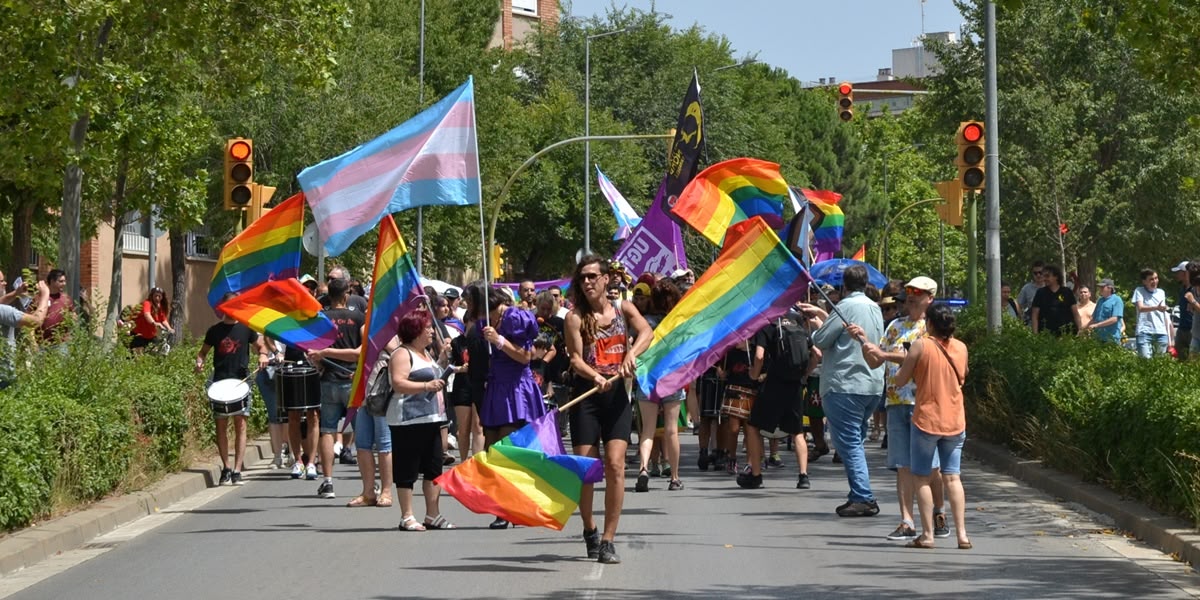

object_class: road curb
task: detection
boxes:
[967,438,1200,571]
[0,436,275,577]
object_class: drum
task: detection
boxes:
[277,363,321,411]
[720,384,757,420]
[207,378,251,416]
[698,374,725,418]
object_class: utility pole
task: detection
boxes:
[985,1,1002,331]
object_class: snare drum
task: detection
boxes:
[720,384,757,421]
[207,379,251,417]
[698,374,724,418]
[276,363,321,411]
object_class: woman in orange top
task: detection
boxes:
[130,287,173,353]
[893,303,971,550]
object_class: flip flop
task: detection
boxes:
[905,538,934,549]
[958,541,973,550]
[399,516,426,531]
[346,495,376,508]
[424,514,457,530]
[376,493,393,508]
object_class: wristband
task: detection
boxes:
[494,337,508,350]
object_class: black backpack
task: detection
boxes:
[773,314,811,381]
[364,349,394,417]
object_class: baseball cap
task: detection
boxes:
[632,282,651,297]
[1171,261,1189,273]
[904,276,938,295]
[299,274,316,284]
[878,296,898,307]
[670,268,694,279]
[443,288,460,299]
[1098,278,1115,289]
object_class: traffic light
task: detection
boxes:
[224,138,254,210]
[956,121,985,191]
[490,244,505,281]
[837,82,853,122]
[935,179,963,227]
[246,185,276,225]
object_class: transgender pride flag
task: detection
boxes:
[595,166,642,240]
[299,77,481,256]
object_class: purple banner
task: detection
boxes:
[494,277,573,294]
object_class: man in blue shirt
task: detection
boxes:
[1084,278,1124,344]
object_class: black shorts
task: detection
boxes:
[129,335,154,349]
[748,377,805,435]
[449,377,473,408]
[467,379,486,413]
[569,376,632,446]
[389,422,444,489]
[698,375,725,418]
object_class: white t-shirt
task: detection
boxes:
[1132,286,1170,335]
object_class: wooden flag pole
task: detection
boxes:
[556,375,621,413]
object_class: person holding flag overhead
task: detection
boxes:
[564,255,654,564]
[308,278,365,500]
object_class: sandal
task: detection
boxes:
[958,540,973,550]
[346,495,376,508]
[905,538,934,549]
[399,516,426,532]
[376,493,393,508]
[424,514,457,530]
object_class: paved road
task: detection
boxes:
[4,433,1199,600]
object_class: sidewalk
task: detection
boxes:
[967,438,1200,572]
[0,436,274,576]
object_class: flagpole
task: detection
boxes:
[416,0,426,273]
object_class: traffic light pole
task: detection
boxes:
[984,1,1002,332]
[967,192,978,304]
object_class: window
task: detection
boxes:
[512,0,537,16]
[186,225,219,260]
[122,210,150,254]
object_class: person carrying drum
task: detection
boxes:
[195,292,268,486]
[308,278,365,500]
[739,307,817,490]
[716,341,756,476]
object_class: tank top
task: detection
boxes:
[583,300,627,376]
[912,336,968,436]
[386,347,446,426]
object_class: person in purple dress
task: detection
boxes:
[477,285,547,529]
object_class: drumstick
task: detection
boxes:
[556,375,621,413]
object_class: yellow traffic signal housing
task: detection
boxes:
[935,179,964,227]
[224,138,254,210]
[956,122,985,191]
[837,82,854,122]
[246,184,276,225]
[490,244,505,281]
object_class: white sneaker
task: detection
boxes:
[291,462,304,479]
[447,436,459,450]
[305,463,318,480]
[333,442,343,456]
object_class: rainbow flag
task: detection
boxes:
[799,188,844,262]
[216,279,337,351]
[348,215,424,409]
[435,412,604,530]
[670,158,789,246]
[635,216,812,401]
[207,192,304,308]
[299,77,480,256]
[851,244,866,261]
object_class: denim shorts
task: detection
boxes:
[354,407,392,453]
[256,370,285,425]
[910,426,965,477]
[885,405,939,472]
[319,380,352,433]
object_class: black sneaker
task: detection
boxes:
[339,447,358,465]
[811,447,830,461]
[832,452,842,464]
[317,480,335,499]
[443,453,456,466]
[218,467,233,486]
[489,517,510,530]
[697,449,710,471]
[934,513,951,538]
[796,473,811,489]
[766,455,785,468]
[736,473,763,489]
[881,434,888,450]
[583,528,601,559]
[597,540,620,564]
[230,471,245,486]
[886,523,918,540]
[836,500,880,517]
[635,470,649,492]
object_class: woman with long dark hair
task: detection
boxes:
[633,277,685,492]
[564,255,653,564]
[130,287,173,353]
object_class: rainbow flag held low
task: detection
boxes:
[216,279,337,351]
[798,188,844,262]
[207,192,305,308]
[435,412,604,530]
[636,216,812,401]
[670,157,789,246]
[851,243,866,261]
[348,215,424,409]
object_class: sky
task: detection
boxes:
[563,0,968,84]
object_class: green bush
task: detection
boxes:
[963,306,1200,527]
[0,322,258,531]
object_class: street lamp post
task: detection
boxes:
[584,27,627,254]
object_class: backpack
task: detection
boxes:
[364,349,394,417]
[773,314,811,381]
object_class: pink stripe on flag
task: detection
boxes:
[317,157,477,237]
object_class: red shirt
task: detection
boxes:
[38,293,74,343]
[133,300,167,340]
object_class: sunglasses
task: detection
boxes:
[905,286,930,296]
[581,272,603,281]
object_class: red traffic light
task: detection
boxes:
[962,122,984,143]
[229,140,251,161]
[838,82,852,95]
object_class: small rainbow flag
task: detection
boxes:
[435,412,604,530]
[216,279,337,351]
[799,188,844,263]
[670,158,789,246]
[348,215,424,409]
[207,192,304,309]
[635,216,812,400]
[851,243,866,261]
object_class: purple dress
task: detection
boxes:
[480,307,547,428]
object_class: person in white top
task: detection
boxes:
[1132,268,1172,358]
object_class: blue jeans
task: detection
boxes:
[1136,332,1169,358]
[910,428,965,477]
[256,369,285,425]
[823,391,877,503]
